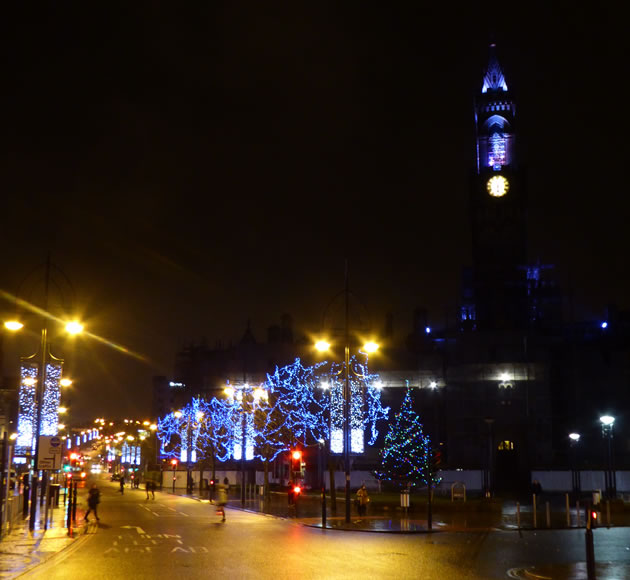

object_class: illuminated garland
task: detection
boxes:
[41,363,62,436]
[156,357,389,465]
[374,388,441,488]
[156,398,209,463]
[16,364,38,453]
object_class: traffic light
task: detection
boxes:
[291,449,303,475]
[590,510,598,528]
[171,459,178,468]
[293,485,302,496]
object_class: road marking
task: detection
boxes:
[178,512,189,517]
[121,526,146,534]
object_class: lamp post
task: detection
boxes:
[315,329,379,523]
[483,417,494,498]
[7,320,83,530]
[599,415,615,499]
[569,432,581,495]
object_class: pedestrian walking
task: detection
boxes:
[356,484,369,517]
[215,477,228,522]
[119,476,125,494]
[145,480,155,500]
[84,483,101,522]
[531,479,542,497]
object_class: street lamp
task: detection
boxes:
[599,415,616,499]
[5,319,83,530]
[569,432,581,495]
[315,336,379,524]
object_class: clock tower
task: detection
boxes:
[467,44,528,330]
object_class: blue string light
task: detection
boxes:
[157,357,389,465]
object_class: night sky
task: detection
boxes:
[0,5,626,422]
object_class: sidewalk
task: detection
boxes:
[0,493,90,580]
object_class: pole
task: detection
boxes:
[343,261,351,523]
[66,479,72,531]
[320,442,326,528]
[241,408,246,507]
[29,328,48,530]
[0,432,7,539]
[71,479,77,522]
[585,504,596,580]
[427,486,433,531]
[187,421,194,495]
[607,432,615,499]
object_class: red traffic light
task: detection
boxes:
[171,459,178,466]
[292,450,301,461]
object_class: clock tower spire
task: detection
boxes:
[467,44,528,331]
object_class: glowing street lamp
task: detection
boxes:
[314,329,380,524]
[10,316,83,530]
[65,321,84,335]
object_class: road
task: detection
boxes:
[21,479,630,580]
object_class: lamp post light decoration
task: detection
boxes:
[599,415,616,499]
[6,317,83,531]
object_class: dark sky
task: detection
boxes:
[0,4,627,422]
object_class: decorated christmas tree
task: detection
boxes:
[374,388,440,488]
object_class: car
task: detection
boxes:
[110,473,122,482]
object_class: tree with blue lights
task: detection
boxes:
[156,358,390,489]
[374,388,439,489]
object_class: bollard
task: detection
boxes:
[516,502,521,530]
[606,500,611,528]
[546,501,551,528]
[565,493,570,527]
[321,485,326,528]
[532,494,537,529]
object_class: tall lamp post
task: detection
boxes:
[6,319,83,530]
[315,336,379,524]
[599,415,615,499]
[568,432,581,495]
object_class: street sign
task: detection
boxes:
[38,435,62,470]
[49,436,62,453]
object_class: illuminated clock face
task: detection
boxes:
[487,175,509,197]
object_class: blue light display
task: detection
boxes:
[157,357,389,465]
